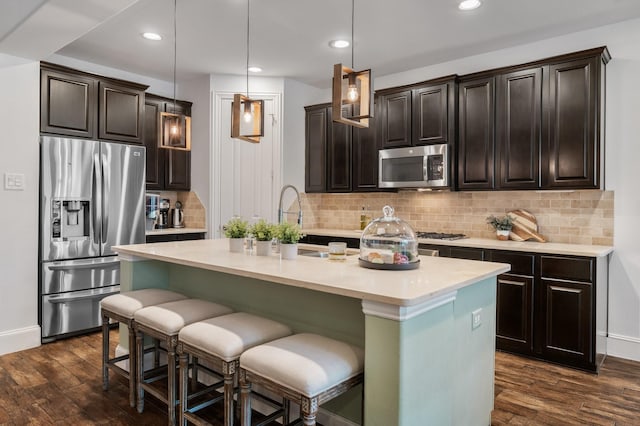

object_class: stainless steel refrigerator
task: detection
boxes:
[39,136,145,342]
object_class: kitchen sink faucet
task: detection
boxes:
[278,184,303,227]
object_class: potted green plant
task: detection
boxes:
[275,222,304,260]
[486,215,513,241]
[249,219,275,256]
[224,217,249,252]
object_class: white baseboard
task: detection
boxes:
[607,333,640,362]
[0,325,41,356]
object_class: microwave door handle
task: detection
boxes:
[423,156,429,182]
[93,152,102,246]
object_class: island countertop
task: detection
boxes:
[113,238,509,307]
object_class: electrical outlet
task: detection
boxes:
[4,173,25,191]
[471,308,482,329]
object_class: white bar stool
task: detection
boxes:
[177,312,293,426]
[100,288,187,407]
[239,333,365,426]
[134,298,233,426]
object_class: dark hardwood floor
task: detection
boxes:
[1,330,639,425]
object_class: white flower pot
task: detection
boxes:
[496,229,511,241]
[280,243,298,260]
[256,240,272,256]
[229,237,245,253]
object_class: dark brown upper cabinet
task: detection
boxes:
[379,77,456,149]
[98,81,145,144]
[543,56,602,189]
[457,47,609,191]
[144,93,192,191]
[327,106,352,192]
[40,62,148,144]
[40,67,97,139]
[379,89,411,148]
[457,76,495,190]
[304,104,328,193]
[352,98,380,191]
[496,67,542,189]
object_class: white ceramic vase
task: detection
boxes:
[496,229,510,241]
[280,243,298,260]
[255,240,272,256]
[229,237,245,253]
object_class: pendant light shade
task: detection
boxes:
[331,0,372,128]
[231,0,264,143]
[160,0,191,150]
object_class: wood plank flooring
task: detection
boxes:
[0,330,639,425]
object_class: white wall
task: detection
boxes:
[0,55,41,355]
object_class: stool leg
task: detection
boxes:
[191,355,199,390]
[154,339,161,368]
[127,321,137,408]
[136,329,145,414]
[239,370,251,426]
[101,313,109,391]
[168,342,177,426]
[223,361,235,426]
[283,399,290,424]
[178,352,189,426]
[301,397,318,426]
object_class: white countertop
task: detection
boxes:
[113,239,509,307]
[146,227,207,236]
[303,228,613,257]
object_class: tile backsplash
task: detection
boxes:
[155,190,206,229]
[301,190,613,246]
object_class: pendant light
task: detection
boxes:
[160,0,191,150]
[231,0,264,143]
[332,0,373,128]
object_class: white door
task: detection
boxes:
[212,93,281,238]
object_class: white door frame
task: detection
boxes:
[209,91,283,238]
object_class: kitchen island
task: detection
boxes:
[114,239,509,426]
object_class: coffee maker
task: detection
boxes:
[172,201,185,228]
[156,198,170,229]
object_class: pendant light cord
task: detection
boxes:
[172,0,177,113]
[351,0,355,69]
[246,0,250,97]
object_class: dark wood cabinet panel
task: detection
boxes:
[327,107,352,192]
[143,93,192,191]
[380,90,412,148]
[496,68,542,189]
[352,100,379,191]
[543,57,599,188]
[540,255,593,282]
[412,83,450,145]
[98,81,145,144]
[304,105,328,193]
[458,77,495,190]
[146,232,205,243]
[538,279,593,366]
[40,68,97,138]
[144,98,163,190]
[496,274,534,353]
[300,235,360,249]
[449,247,485,261]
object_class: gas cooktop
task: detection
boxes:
[416,232,467,240]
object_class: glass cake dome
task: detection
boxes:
[359,205,420,270]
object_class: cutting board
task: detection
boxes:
[506,209,546,243]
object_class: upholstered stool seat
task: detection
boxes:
[100,289,187,408]
[177,312,292,426]
[134,299,233,426]
[239,333,364,426]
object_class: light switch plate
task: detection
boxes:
[4,173,25,190]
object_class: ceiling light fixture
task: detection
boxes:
[142,32,162,41]
[248,66,262,73]
[329,40,350,49]
[159,0,191,151]
[458,0,482,11]
[231,0,264,143]
[332,0,372,128]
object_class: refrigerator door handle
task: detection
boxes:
[93,152,102,246]
[47,258,120,271]
[47,287,119,304]
[101,152,109,245]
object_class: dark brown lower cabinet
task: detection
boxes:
[496,274,534,354]
[146,232,205,243]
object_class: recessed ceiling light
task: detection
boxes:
[458,0,481,11]
[329,40,350,49]
[142,32,162,41]
[248,66,262,73]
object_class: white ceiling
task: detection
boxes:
[4,0,640,87]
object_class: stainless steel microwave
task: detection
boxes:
[378,144,449,189]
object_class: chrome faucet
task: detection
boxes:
[278,184,303,227]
